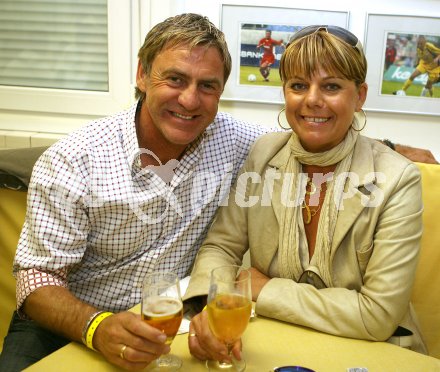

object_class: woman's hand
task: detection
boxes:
[188,310,242,362]
[240,267,270,301]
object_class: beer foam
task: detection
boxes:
[143,297,182,317]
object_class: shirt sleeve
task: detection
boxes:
[13,146,90,310]
[16,268,68,314]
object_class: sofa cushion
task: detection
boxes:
[411,162,440,359]
[0,188,28,351]
[0,147,48,190]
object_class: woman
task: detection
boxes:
[184,26,426,363]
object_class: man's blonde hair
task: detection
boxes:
[135,13,231,100]
[279,30,367,87]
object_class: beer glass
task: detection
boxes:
[206,265,252,371]
[142,271,183,371]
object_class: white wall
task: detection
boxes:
[182,0,440,159]
[0,0,439,158]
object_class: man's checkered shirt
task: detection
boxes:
[14,103,268,312]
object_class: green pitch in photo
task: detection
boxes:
[239,65,282,87]
[381,80,440,98]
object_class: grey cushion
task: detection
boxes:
[0,147,48,190]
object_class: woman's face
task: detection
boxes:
[284,67,367,153]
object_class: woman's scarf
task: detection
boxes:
[278,119,360,287]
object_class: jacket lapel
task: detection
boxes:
[263,135,377,261]
[331,136,376,251]
[267,141,292,227]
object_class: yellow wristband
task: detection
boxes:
[85,311,113,351]
[203,305,207,311]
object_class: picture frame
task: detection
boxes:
[364,13,440,116]
[220,4,349,104]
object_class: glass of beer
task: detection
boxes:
[206,265,252,371]
[142,271,183,371]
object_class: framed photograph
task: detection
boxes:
[364,14,440,116]
[220,4,349,104]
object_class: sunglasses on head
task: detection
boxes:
[288,25,363,54]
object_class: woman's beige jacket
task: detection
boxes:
[184,132,426,353]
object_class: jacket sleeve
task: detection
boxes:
[256,162,423,341]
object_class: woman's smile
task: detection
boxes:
[284,67,367,152]
[302,116,330,124]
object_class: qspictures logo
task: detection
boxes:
[127,148,183,224]
[53,148,387,225]
[124,149,386,224]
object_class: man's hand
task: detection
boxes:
[93,311,169,371]
[24,286,170,371]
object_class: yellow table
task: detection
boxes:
[26,311,440,372]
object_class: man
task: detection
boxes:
[384,37,397,73]
[393,35,440,97]
[421,54,440,97]
[256,29,285,82]
[0,13,437,372]
[0,14,267,371]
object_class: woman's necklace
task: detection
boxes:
[302,177,320,225]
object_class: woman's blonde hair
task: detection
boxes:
[279,29,367,87]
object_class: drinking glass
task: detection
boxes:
[206,265,252,371]
[142,271,183,371]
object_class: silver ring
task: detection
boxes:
[189,333,197,337]
[119,344,127,360]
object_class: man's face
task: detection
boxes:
[136,45,224,152]
[265,31,271,39]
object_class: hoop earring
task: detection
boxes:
[352,108,367,132]
[277,107,290,130]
